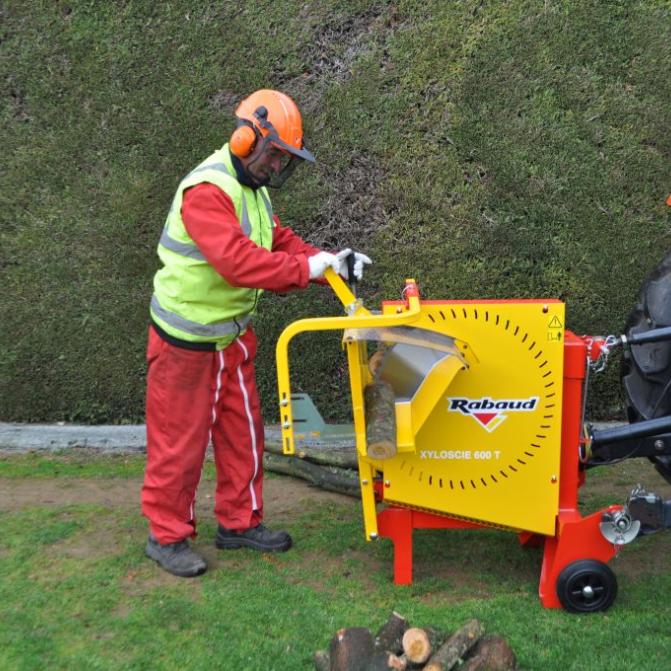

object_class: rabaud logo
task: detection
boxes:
[447,396,539,432]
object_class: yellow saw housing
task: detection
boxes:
[276,272,565,541]
[377,299,564,536]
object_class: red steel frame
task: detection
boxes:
[375,330,622,608]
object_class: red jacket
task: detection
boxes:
[182,183,321,293]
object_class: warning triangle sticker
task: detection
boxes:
[548,315,563,329]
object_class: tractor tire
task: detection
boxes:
[621,252,671,483]
[556,559,618,613]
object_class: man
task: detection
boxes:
[141,89,371,577]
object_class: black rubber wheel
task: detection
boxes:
[621,251,671,421]
[556,560,618,613]
[621,251,671,483]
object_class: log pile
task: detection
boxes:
[263,442,360,498]
[313,612,518,671]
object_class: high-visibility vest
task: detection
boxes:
[150,144,274,349]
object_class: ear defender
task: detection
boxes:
[230,121,258,158]
[230,107,277,158]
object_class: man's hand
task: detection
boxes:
[334,248,373,281]
[308,251,340,280]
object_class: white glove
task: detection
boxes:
[308,251,339,280]
[334,248,373,281]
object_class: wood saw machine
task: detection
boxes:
[275,265,671,612]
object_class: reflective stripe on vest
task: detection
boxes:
[158,197,250,257]
[158,163,258,261]
[257,188,273,225]
[158,229,206,261]
[150,294,252,337]
[158,162,273,255]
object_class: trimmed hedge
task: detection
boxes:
[1,0,670,423]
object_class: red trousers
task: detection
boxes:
[141,325,264,543]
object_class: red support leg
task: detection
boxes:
[518,531,544,548]
[377,507,414,585]
[377,507,487,585]
[539,507,621,608]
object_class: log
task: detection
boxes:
[427,628,449,651]
[265,439,358,470]
[424,619,484,671]
[368,349,387,378]
[374,611,408,655]
[263,453,360,498]
[401,627,446,665]
[460,635,517,671]
[314,649,330,671]
[402,628,431,665]
[329,627,375,671]
[364,380,397,460]
[368,650,407,670]
[386,653,407,671]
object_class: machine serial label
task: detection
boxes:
[420,449,501,460]
[447,396,539,432]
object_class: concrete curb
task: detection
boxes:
[0,423,147,453]
[0,421,623,454]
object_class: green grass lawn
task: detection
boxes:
[1,452,670,670]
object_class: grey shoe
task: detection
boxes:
[215,523,292,553]
[145,536,207,577]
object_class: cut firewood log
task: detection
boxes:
[460,635,517,671]
[329,626,375,671]
[402,628,431,665]
[424,619,484,671]
[368,349,387,378]
[427,627,449,651]
[401,627,447,665]
[368,650,407,671]
[374,611,409,655]
[314,649,330,671]
[364,380,397,459]
[386,653,407,671]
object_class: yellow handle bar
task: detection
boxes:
[275,269,421,454]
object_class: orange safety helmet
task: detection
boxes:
[230,89,315,164]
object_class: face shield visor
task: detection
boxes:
[266,142,302,188]
[245,130,315,189]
